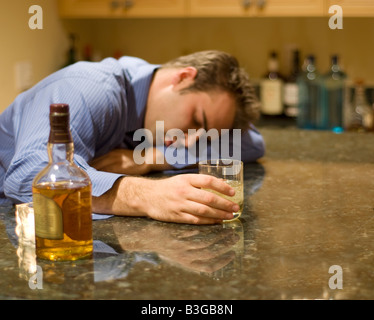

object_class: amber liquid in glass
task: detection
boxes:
[204,180,243,222]
[32,182,93,261]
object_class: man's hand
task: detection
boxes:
[90,148,172,175]
[92,174,238,225]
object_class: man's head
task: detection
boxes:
[144,50,259,146]
[161,50,260,130]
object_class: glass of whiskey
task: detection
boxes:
[198,159,244,222]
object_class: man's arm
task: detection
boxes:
[89,148,173,175]
[3,64,126,203]
[92,174,239,225]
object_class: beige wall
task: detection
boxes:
[2,2,374,113]
[0,0,68,113]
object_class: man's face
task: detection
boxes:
[144,68,236,147]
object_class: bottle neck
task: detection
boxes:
[291,51,300,75]
[292,60,300,74]
[268,58,279,73]
[48,142,74,164]
[331,63,340,73]
[306,61,316,73]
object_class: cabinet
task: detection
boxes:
[256,0,324,16]
[58,0,374,18]
[58,0,186,18]
[325,0,374,17]
[188,0,254,17]
[189,0,324,17]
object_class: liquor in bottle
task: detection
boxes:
[283,50,300,118]
[260,51,284,116]
[320,55,347,132]
[297,55,321,129]
[32,104,93,261]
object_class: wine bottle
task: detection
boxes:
[32,104,93,261]
[297,55,321,129]
[260,51,284,116]
[283,50,300,118]
[320,55,347,132]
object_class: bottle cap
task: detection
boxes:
[331,55,338,65]
[50,103,69,115]
[49,104,72,143]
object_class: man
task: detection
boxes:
[0,50,264,224]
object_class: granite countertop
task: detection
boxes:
[1,128,374,300]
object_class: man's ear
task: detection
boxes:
[171,67,197,90]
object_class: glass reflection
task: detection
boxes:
[15,203,37,281]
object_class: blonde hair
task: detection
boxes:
[162,50,260,130]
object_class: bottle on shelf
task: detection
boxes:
[63,34,77,68]
[297,55,321,129]
[283,49,301,118]
[83,44,93,62]
[320,55,347,132]
[260,51,284,117]
[346,80,373,132]
[32,104,93,261]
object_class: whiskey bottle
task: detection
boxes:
[283,50,300,118]
[32,104,93,261]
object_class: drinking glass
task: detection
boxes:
[198,159,244,222]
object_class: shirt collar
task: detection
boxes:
[119,57,160,133]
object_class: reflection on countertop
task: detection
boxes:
[0,127,374,300]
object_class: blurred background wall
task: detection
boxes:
[1,1,373,112]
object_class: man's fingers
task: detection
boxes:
[188,174,235,197]
[186,190,237,220]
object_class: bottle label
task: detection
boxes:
[284,83,299,106]
[260,79,283,115]
[33,193,64,240]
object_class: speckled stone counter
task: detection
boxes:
[1,128,373,300]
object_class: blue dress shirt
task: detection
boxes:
[0,56,265,205]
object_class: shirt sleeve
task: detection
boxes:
[3,71,125,204]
